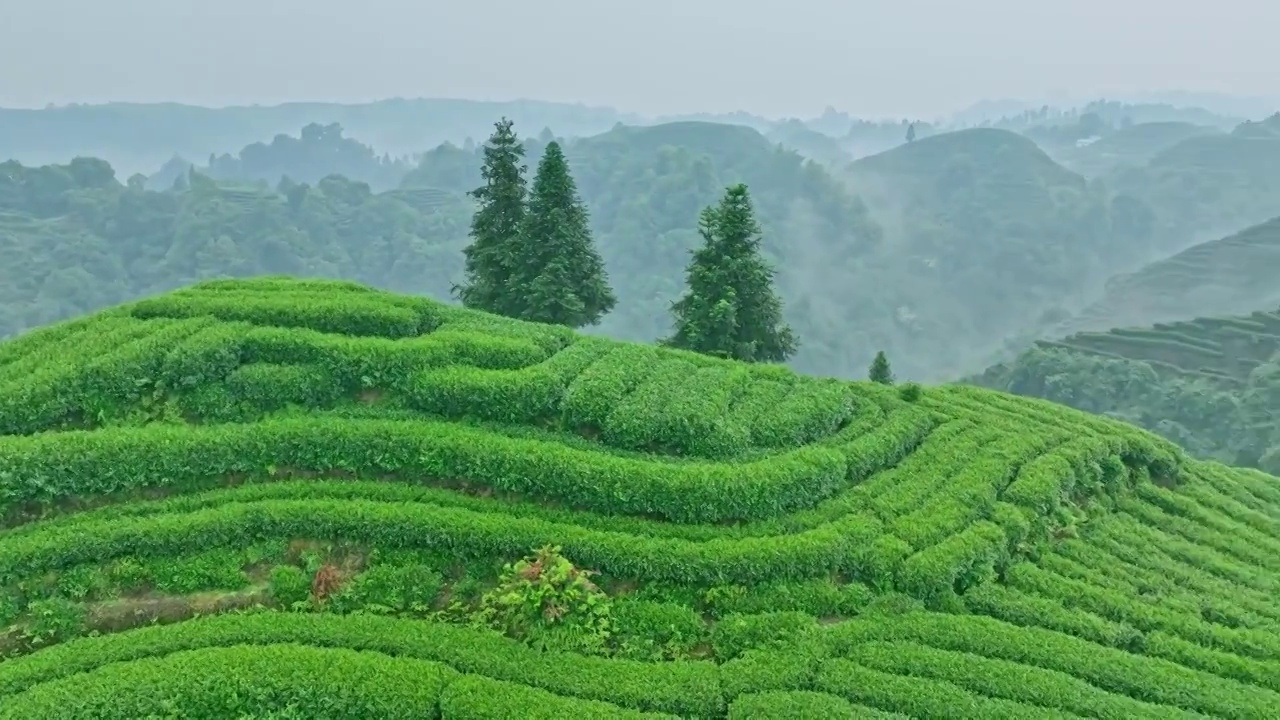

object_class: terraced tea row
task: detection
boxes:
[5,602,1278,718]
[1037,307,1280,386]
[1,277,1277,718]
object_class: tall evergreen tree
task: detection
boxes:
[515,141,616,327]
[664,183,797,362]
[868,350,894,384]
[454,117,528,316]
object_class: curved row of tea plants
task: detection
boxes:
[1036,308,1280,386]
[1,277,1277,718]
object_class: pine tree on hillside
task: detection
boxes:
[664,183,797,363]
[515,141,616,328]
[454,117,528,316]
[869,350,894,384]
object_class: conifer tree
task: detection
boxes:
[515,141,616,327]
[454,117,528,316]
[664,183,797,362]
[869,350,894,384]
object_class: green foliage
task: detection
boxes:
[0,644,456,719]
[19,598,87,647]
[977,301,1280,469]
[0,278,1276,718]
[146,548,248,595]
[842,127,1166,380]
[868,350,893,384]
[268,566,312,608]
[729,691,905,719]
[439,673,679,720]
[663,184,797,363]
[0,612,725,718]
[515,140,616,328]
[610,599,706,661]
[455,117,529,317]
[476,545,612,655]
[329,563,445,615]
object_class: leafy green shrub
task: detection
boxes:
[0,591,21,627]
[105,557,152,593]
[267,566,311,608]
[146,548,248,595]
[0,414,855,524]
[476,545,612,655]
[53,565,111,601]
[611,599,706,660]
[710,611,817,660]
[728,690,896,719]
[328,563,444,615]
[898,382,923,401]
[717,648,822,699]
[439,674,680,720]
[20,597,86,647]
[704,579,874,618]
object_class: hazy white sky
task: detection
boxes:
[2,0,1277,117]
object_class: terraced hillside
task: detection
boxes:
[1060,215,1280,335]
[976,304,1280,472]
[2,278,1280,718]
[1105,116,1280,254]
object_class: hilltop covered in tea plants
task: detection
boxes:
[1,277,1280,718]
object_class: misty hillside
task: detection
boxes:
[1057,215,1280,335]
[1049,121,1223,178]
[841,127,1160,377]
[1106,115,1280,252]
[0,99,638,176]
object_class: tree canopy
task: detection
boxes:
[664,183,797,363]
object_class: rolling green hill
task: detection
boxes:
[1,277,1279,717]
[1060,215,1280,335]
[843,127,1159,378]
[975,304,1280,471]
[1106,116,1280,252]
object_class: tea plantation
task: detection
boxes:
[1037,308,1280,387]
[1,277,1278,718]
